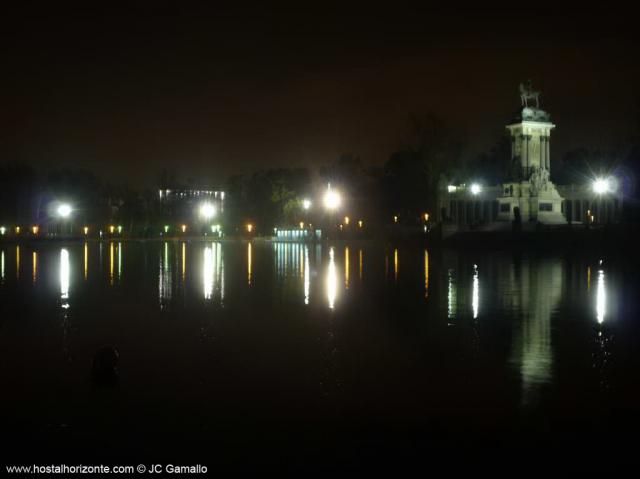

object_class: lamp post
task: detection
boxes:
[591,177,615,225]
[323,184,341,238]
[199,202,217,235]
[56,203,72,236]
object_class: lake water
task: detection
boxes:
[1,240,639,470]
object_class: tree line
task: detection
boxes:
[2,113,640,233]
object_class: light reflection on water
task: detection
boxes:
[181,242,186,283]
[0,242,626,411]
[447,269,456,320]
[159,241,172,307]
[60,248,70,308]
[247,242,252,286]
[203,242,224,303]
[510,259,561,407]
[327,247,337,310]
[472,264,479,319]
[84,242,88,281]
[109,242,115,286]
[344,246,350,289]
[393,248,398,283]
[274,242,313,305]
[118,242,122,281]
[304,246,310,305]
[32,251,37,284]
[424,250,429,299]
[597,268,606,324]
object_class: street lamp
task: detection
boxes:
[302,199,312,210]
[470,183,482,195]
[323,185,341,210]
[199,202,217,220]
[593,177,612,194]
[55,203,72,236]
[591,177,617,224]
[57,203,72,218]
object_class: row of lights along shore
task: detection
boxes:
[446,177,618,196]
[1,185,433,238]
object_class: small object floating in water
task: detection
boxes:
[91,346,120,388]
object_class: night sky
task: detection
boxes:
[2,4,639,187]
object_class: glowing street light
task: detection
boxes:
[246,223,253,233]
[57,203,72,218]
[302,199,312,210]
[323,185,341,210]
[593,177,613,194]
[344,216,350,225]
[181,224,187,233]
[470,183,482,195]
[83,226,89,235]
[199,202,217,220]
[0,226,5,235]
[31,225,39,235]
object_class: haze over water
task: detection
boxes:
[1,240,638,468]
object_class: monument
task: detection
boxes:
[437,81,623,230]
[497,81,566,224]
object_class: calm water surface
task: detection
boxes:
[1,240,639,469]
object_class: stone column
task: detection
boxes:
[545,135,550,170]
[540,137,547,170]
[523,135,529,177]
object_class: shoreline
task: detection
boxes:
[1,223,639,252]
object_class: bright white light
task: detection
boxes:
[323,185,341,210]
[593,178,611,194]
[0,226,5,235]
[57,203,72,218]
[200,202,217,220]
[470,184,482,195]
[447,185,457,193]
[302,199,312,210]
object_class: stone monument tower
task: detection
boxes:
[497,81,565,224]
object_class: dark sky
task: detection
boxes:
[2,4,639,187]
